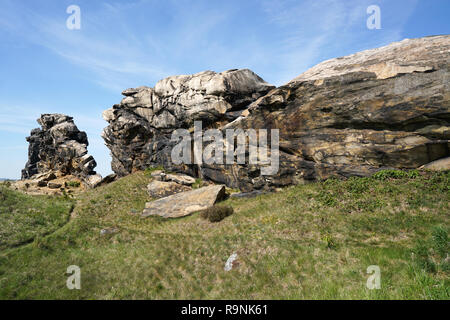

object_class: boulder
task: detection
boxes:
[142,185,226,218]
[421,157,450,171]
[85,174,103,188]
[96,173,117,187]
[147,180,191,199]
[164,173,196,186]
[47,182,62,189]
[37,180,48,187]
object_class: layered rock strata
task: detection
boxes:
[103,36,450,191]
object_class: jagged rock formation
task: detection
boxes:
[22,114,101,187]
[102,69,274,176]
[103,36,450,191]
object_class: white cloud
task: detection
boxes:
[260,0,419,85]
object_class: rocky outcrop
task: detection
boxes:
[22,114,101,187]
[142,185,226,218]
[217,35,449,190]
[104,36,450,191]
[102,69,274,176]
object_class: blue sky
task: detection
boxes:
[0,0,449,179]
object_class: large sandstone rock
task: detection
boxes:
[201,36,450,190]
[142,185,226,218]
[22,114,101,187]
[102,69,274,176]
[104,36,450,191]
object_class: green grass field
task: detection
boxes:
[0,170,448,299]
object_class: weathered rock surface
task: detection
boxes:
[421,156,450,171]
[102,69,274,177]
[147,180,191,199]
[104,36,450,191]
[164,173,196,186]
[22,114,101,187]
[202,36,450,190]
[142,185,226,218]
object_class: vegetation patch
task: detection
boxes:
[144,166,165,176]
[0,170,448,299]
[0,185,74,250]
[200,205,234,222]
[65,181,81,188]
[412,226,449,273]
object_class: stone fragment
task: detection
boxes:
[147,180,191,199]
[164,173,196,186]
[142,185,226,218]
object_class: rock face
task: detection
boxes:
[218,35,449,190]
[104,36,450,191]
[22,114,101,187]
[142,185,226,218]
[102,69,275,176]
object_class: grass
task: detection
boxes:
[0,185,74,250]
[0,170,448,299]
[144,166,165,177]
[65,181,81,188]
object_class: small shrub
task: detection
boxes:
[346,177,371,194]
[192,178,204,190]
[200,205,234,223]
[65,181,80,188]
[317,190,337,207]
[322,233,337,249]
[372,170,407,180]
[406,170,420,179]
[62,190,70,200]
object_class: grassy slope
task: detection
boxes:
[0,171,448,299]
[0,185,73,250]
